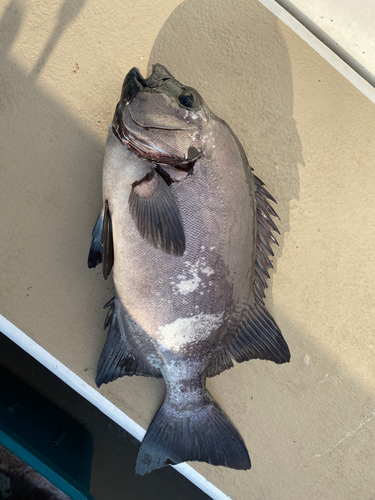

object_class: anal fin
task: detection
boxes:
[96,298,162,387]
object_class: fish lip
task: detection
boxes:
[129,108,193,131]
[112,104,176,162]
[112,117,201,167]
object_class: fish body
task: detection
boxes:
[88,65,290,475]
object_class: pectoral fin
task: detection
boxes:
[87,201,114,279]
[102,200,114,279]
[88,210,104,269]
[129,170,185,256]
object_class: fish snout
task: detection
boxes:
[120,67,146,105]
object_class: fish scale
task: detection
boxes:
[88,63,290,475]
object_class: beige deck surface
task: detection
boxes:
[1,0,375,498]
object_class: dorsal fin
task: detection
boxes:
[253,174,280,300]
[207,173,290,378]
[207,297,290,378]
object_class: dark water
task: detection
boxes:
[0,333,211,500]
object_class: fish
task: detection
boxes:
[88,64,290,475]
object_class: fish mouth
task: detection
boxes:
[113,116,199,186]
[112,110,200,167]
[113,65,201,168]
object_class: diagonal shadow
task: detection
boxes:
[148,0,304,308]
[29,0,87,81]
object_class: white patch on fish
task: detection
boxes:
[175,275,201,294]
[172,257,213,295]
[146,353,161,368]
[202,266,214,276]
[157,311,224,351]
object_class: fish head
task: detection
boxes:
[113,64,208,166]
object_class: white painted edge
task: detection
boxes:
[258,0,375,104]
[0,314,231,500]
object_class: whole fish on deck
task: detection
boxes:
[88,64,290,475]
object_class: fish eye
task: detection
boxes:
[179,93,194,108]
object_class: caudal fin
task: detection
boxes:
[135,392,251,475]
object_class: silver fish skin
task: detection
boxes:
[88,64,290,475]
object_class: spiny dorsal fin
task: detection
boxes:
[206,174,289,378]
[253,174,279,300]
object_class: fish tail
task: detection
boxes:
[135,391,251,475]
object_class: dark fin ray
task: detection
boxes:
[255,257,271,279]
[129,170,185,256]
[254,174,280,301]
[102,200,114,280]
[257,242,273,267]
[257,195,279,220]
[135,392,251,475]
[207,298,290,378]
[257,233,274,256]
[257,216,279,245]
[103,298,115,329]
[255,267,268,289]
[257,208,279,234]
[96,298,161,387]
[254,279,266,300]
[88,210,104,269]
[253,174,277,203]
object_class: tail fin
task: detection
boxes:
[135,392,251,475]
